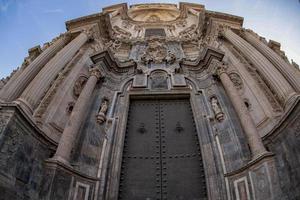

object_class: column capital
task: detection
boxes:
[217,24,230,38]
[215,62,229,77]
[89,67,102,79]
[83,26,97,40]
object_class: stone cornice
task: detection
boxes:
[90,50,136,75]
[205,10,244,27]
[65,12,110,40]
[181,46,224,71]
[0,102,57,149]
[263,96,300,143]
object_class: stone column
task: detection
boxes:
[17,28,94,113]
[242,30,300,92]
[0,34,71,102]
[216,63,267,158]
[53,67,101,164]
[221,28,296,106]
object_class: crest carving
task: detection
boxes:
[140,38,176,65]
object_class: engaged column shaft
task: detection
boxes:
[53,67,101,164]
[217,65,267,158]
[18,30,92,113]
[0,34,70,102]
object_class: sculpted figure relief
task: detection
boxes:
[97,99,109,124]
[211,97,224,122]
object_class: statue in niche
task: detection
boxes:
[97,99,109,124]
[211,97,224,122]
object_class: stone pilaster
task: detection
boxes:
[0,33,71,102]
[242,30,300,92]
[52,67,101,164]
[221,28,296,106]
[17,28,95,114]
[216,63,268,159]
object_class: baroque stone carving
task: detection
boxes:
[140,38,177,65]
[210,96,224,122]
[176,19,187,28]
[146,15,161,22]
[122,20,133,29]
[179,24,197,40]
[150,71,168,89]
[112,26,132,39]
[73,76,88,99]
[96,99,109,124]
[229,72,243,90]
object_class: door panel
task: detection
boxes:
[119,99,207,200]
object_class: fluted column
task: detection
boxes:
[222,28,296,106]
[216,64,267,158]
[17,28,94,113]
[53,67,101,164]
[0,34,71,102]
[242,30,300,92]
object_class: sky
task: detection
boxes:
[0,0,299,78]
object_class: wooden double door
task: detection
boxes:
[119,99,207,200]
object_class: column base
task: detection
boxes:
[14,98,34,115]
[49,155,71,167]
[284,92,299,109]
[39,158,99,200]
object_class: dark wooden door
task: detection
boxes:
[119,99,207,200]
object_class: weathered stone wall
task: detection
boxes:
[0,106,55,200]
[264,100,300,200]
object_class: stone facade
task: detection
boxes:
[0,3,299,200]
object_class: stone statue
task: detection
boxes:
[211,97,224,121]
[97,99,109,124]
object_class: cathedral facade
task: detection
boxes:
[0,3,300,200]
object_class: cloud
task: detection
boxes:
[43,9,64,14]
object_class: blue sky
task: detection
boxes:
[0,0,299,78]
